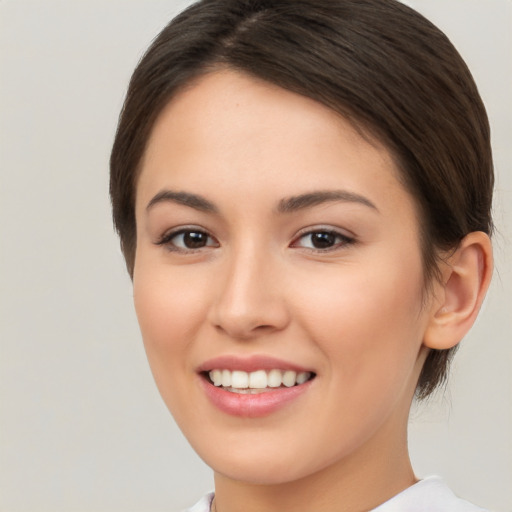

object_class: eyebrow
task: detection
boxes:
[146,190,219,213]
[277,190,378,213]
[146,188,378,215]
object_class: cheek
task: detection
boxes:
[298,259,427,388]
[132,263,207,389]
[287,262,428,460]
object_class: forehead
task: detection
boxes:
[146,69,383,158]
[137,69,414,218]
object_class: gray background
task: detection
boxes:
[0,1,510,510]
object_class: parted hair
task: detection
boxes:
[110,0,493,399]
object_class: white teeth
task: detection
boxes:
[282,370,297,387]
[296,371,309,385]
[221,369,231,387]
[210,369,222,386]
[267,369,282,388]
[208,369,312,389]
[248,370,267,389]
[231,370,249,389]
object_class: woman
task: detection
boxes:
[110,0,494,510]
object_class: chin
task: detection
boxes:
[190,428,351,487]
[211,457,315,486]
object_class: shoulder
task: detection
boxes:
[182,481,489,512]
[180,492,214,512]
[371,476,489,512]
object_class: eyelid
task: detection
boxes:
[290,225,356,251]
[155,225,219,252]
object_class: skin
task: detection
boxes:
[132,70,491,512]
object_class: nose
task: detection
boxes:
[208,246,290,340]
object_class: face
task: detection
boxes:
[133,70,435,485]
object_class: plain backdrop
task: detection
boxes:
[0,1,510,511]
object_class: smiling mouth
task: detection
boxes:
[204,369,315,394]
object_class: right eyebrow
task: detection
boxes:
[146,190,219,214]
[277,189,378,213]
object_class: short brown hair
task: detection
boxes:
[110,0,493,399]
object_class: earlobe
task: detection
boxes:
[423,232,493,350]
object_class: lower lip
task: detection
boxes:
[199,376,313,418]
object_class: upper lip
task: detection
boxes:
[197,354,313,373]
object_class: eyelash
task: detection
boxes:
[155,227,219,253]
[155,227,355,253]
[291,228,355,252]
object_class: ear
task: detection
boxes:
[423,231,493,350]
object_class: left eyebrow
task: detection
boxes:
[277,190,378,213]
[146,190,219,214]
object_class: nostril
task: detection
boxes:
[213,321,276,340]
[208,279,290,338]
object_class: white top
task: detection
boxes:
[182,476,488,512]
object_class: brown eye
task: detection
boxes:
[310,232,337,249]
[157,228,219,252]
[293,229,354,251]
[181,231,209,249]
